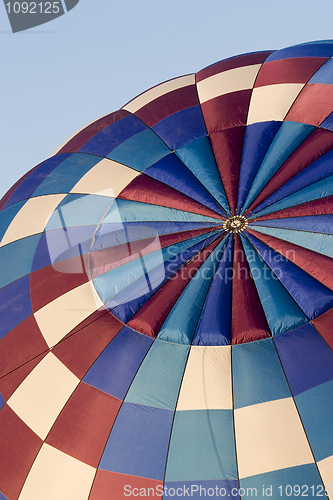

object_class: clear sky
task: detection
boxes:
[1,0,333,199]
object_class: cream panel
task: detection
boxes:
[7,353,79,440]
[18,444,95,500]
[234,397,314,479]
[177,346,232,410]
[70,158,140,197]
[317,455,333,499]
[247,83,304,125]
[0,194,66,247]
[34,281,103,348]
[197,64,261,103]
[123,74,196,113]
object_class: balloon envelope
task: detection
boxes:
[1,41,333,500]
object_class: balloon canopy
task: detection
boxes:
[1,41,333,500]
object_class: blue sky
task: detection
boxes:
[1,0,333,199]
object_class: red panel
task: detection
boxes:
[30,259,90,312]
[196,52,272,82]
[89,470,163,500]
[90,225,221,279]
[118,174,223,219]
[252,195,333,221]
[286,84,333,126]
[209,127,246,215]
[52,309,123,379]
[0,315,49,400]
[46,382,121,468]
[201,90,251,132]
[245,128,333,214]
[135,85,199,127]
[312,308,333,350]
[246,228,333,291]
[128,237,223,337]
[0,405,42,500]
[255,57,327,87]
[56,110,130,154]
[231,235,270,344]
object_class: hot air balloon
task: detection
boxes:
[1,40,333,500]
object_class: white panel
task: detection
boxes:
[234,397,314,479]
[34,281,104,347]
[197,64,261,103]
[70,158,140,197]
[8,353,79,440]
[247,83,304,125]
[317,455,333,499]
[123,74,196,113]
[0,194,66,247]
[18,444,95,500]
[177,346,232,410]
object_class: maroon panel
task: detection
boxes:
[0,315,49,400]
[245,128,333,214]
[135,85,199,127]
[255,57,327,87]
[52,309,123,379]
[231,235,270,344]
[246,228,333,291]
[252,195,333,221]
[30,258,90,312]
[90,225,221,279]
[118,174,223,219]
[0,405,42,500]
[56,110,130,154]
[128,237,223,337]
[196,52,272,82]
[0,163,40,211]
[209,127,246,215]
[46,382,121,468]
[312,308,333,350]
[286,84,333,126]
[89,470,163,500]
[201,90,251,132]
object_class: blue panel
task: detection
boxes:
[251,174,333,219]
[31,232,52,271]
[240,464,324,499]
[238,121,281,215]
[0,393,4,409]
[309,57,333,84]
[152,105,207,151]
[100,402,173,480]
[243,122,315,213]
[158,238,226,344]
[45,194,113,230]
[0,490,9,500]
[145,153,225,216]
[266,41,333,61]
[0,201,26,242]
[0,275,32,340]
[321,111,333,131]
[252,148,333,214]
[108,129,170,172]
[246,232,333,319]
[79,114,147,157]
[193,236,233,346]
[164,480,239,500]
[241,235,308,335]
[165,409,237,481]
[250,215,333,234]
[32,154,102,196]
[274,323,333,396]
[176,136,230,214]
[83,326,153,400]
[125,340,189,410]
[295,379,333,462]
[0,235,40,289]
[3,154,73,209]
[232,338,291,409]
